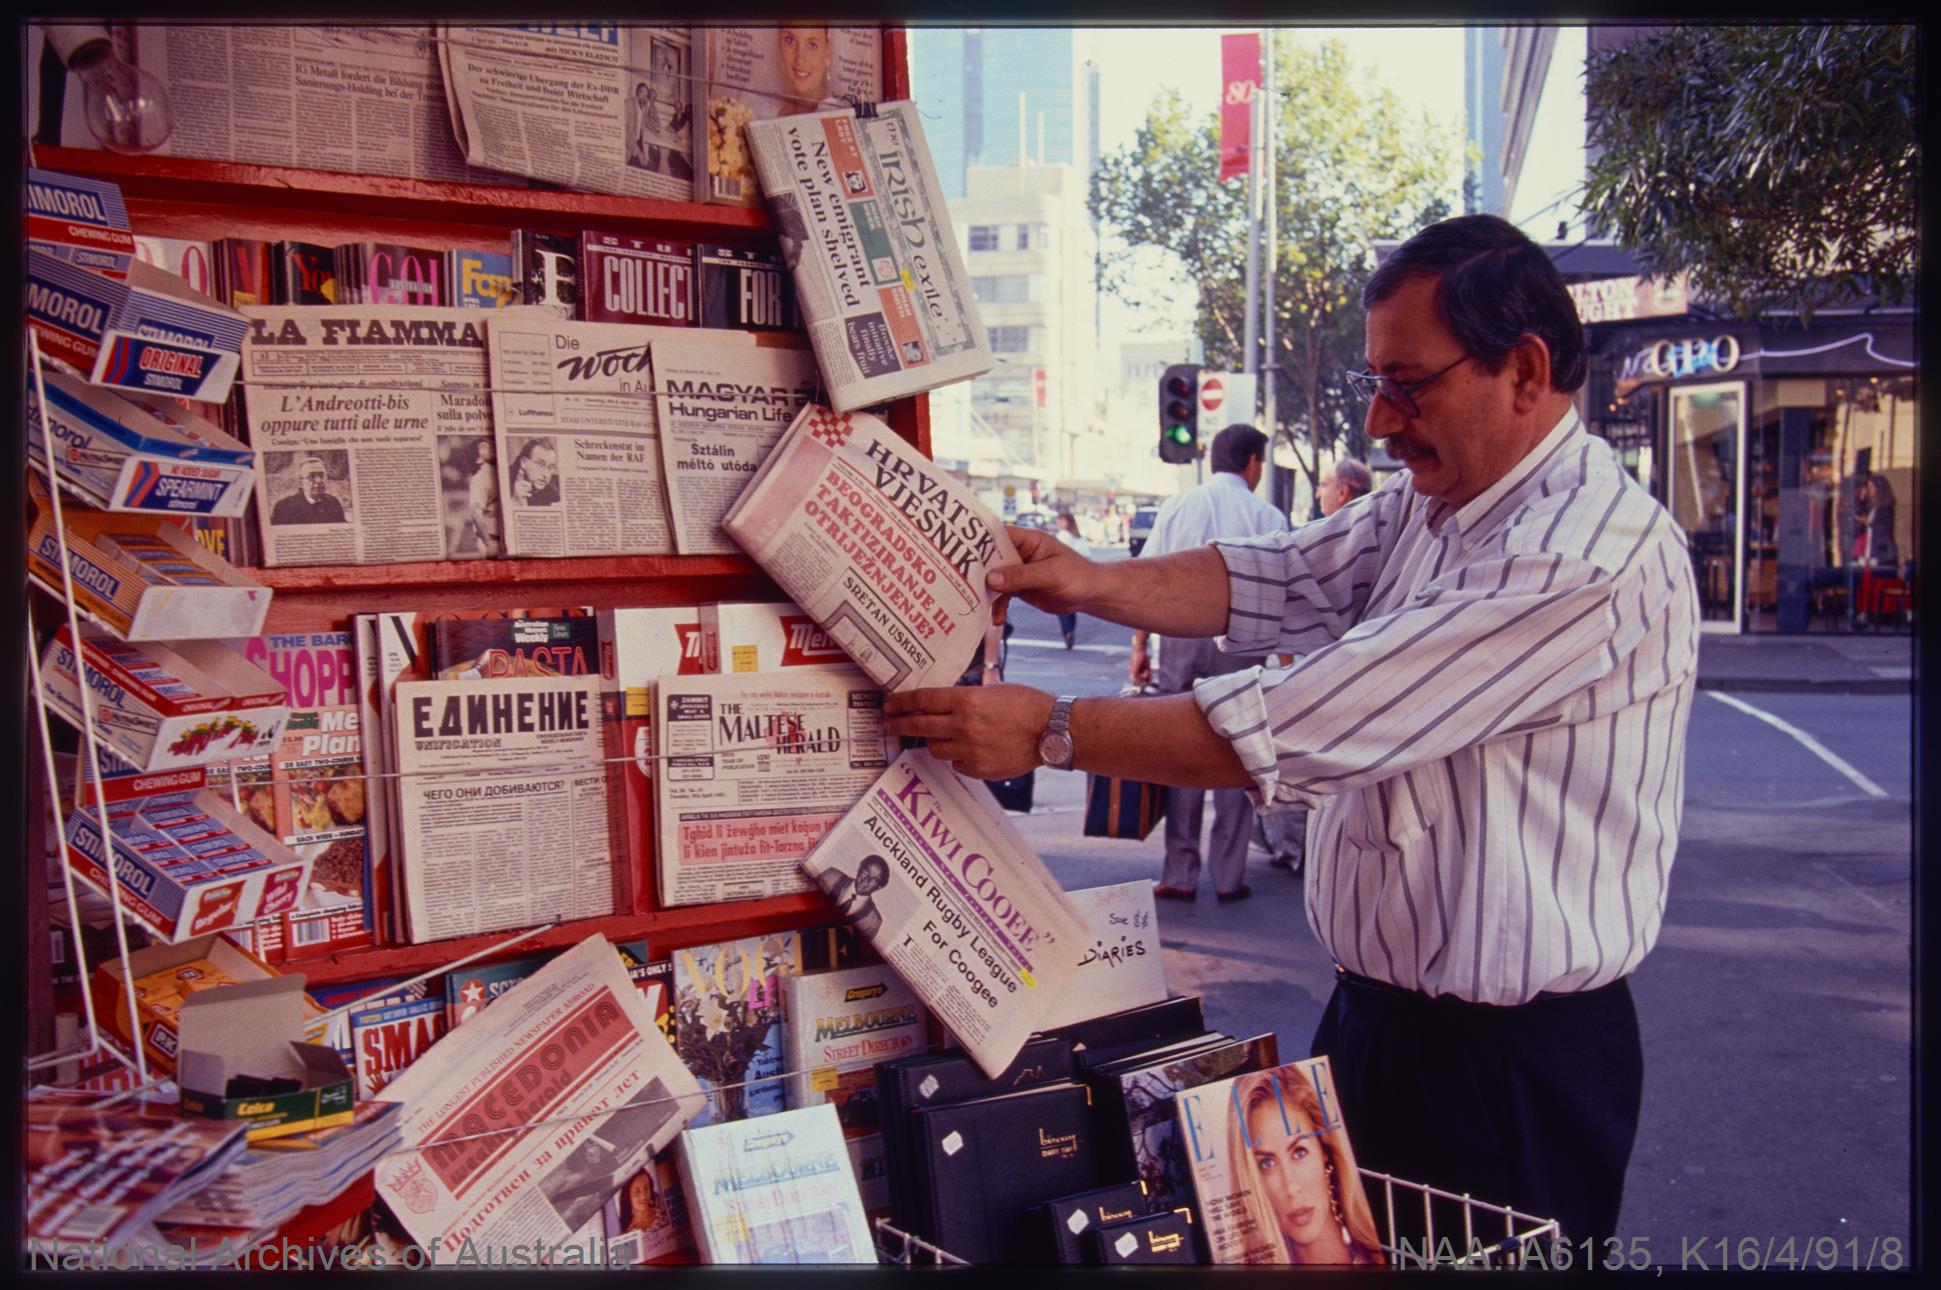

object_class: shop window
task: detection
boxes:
[968,225,999,252]
[988,325,1033,353]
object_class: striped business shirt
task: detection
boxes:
[1193,410,1699,1005]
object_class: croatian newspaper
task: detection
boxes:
[695,25,883,207]
[654,670,887,908]
[485,319,754,559]
[652,338,818,555]
[105,25,517,185]
[392,674,616,943]
[439,24,696,201]
[374,935,705,1262]
[240,305,549,568]
[723,405,1021,692]
[800,749,1088,1078]
[745,100,992,410]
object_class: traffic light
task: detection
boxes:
[1158,363,1202,464]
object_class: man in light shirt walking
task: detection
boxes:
[884,214,1699,1247]
[1130,423,1289,904]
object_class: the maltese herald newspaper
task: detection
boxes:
[439,24,697,201]
[746,100,993,411]
[375,935,705,1262]
[723,405,1020,693]
[801,749,1088,1078]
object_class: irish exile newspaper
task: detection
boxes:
[723,405,1020,692]
[801,748,1087,1078]
[374,935,704,1261]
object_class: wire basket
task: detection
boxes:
[874,1218,972,1267]
[1362,1167,1562,1270]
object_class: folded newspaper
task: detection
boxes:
[724,404,1020,692]
[374,934,706,1261]
[744,100,992,410]
[799,748,1088,1078]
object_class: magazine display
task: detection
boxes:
[598,607,706,912]
[374,934,706,1260]
[724,405,1020,692]
[696,26,883,207]
[602,1149,693,1264]
[392,673,616,943]
[782,965,925,1128]
[50,25,519,186]
[441,24,696,201]
[152,1099,402,1233]
[745,100,992,409]
[801,748,1087,1078]
[654,670,888,908]
[676,1104,875,1264]
[239,304,549,567]
[485,318,753,558]
[1041,881,1170,1031]
[652,339,818,555]
[352,995,448,1098]
[672,932,806,1127]
[25,1092,249,1252]
[1175,1056,1385,1266]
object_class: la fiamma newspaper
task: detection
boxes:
[374,934,705,1262]
[744,100,993,411]
[799,748,1088,1078]
[723,405,1020,692]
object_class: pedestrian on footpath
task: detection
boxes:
[1258,455,1374,875]
[1052,512,1091,649]
[881,214,1700,1248]
[1128,424,1289,904]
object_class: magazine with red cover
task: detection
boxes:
[427,616,600,680]
[581,232,695,326]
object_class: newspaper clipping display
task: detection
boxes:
[440,24,697,201]
[800,748,1088,1078]
[745,100,993,410]
[486,318,754,558]
[101,25,518,186]
[241,305,549,568]
[652,339,818,555]
[654,670,888,908]
[724,405,1021,692]
[374,935,705,1261]
[392,673,616,943]
[697,26,883,207]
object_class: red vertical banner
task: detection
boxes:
[1220,33,1262,182]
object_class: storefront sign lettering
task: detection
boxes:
[1620,334,1742,385]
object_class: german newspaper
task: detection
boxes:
[374,935,705,1261]
[652,339,818,555]
[654,670,888,908]
[392,673,616,943]
[105,25,516,185]
[485,318,754,558]
[799,748,1087,1078]
[240,305,548,567]
[744,100,992,409]
[439,24,696,201]
[723,405,1020,692]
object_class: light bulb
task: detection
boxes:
[75,49,173,154]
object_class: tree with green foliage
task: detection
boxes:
[1582,25,1917,319]
[1090,38,1457,486]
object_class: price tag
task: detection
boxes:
[731,645,760,672]
[810,1066,840,1093]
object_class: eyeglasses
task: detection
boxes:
[1344,354,1472,418]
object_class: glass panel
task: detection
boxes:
[1671,386,1742,625]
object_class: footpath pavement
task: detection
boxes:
[1694,630,1912,694]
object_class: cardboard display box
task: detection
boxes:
[26,474,272,640]
[28,367,257,517]
[175,975,355,1141]
[41,624,290,772]
[26,167,135,279]
[89,933,320,1077]
[63,788,314,943]
[27,250,246,403]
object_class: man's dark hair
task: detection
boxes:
[1362,214,1587,392]
[1210,423,1268,475]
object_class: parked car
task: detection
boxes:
[1012,508,1055,532]
[1127,506,1160,556]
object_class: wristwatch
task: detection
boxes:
[1038,695,1078,770]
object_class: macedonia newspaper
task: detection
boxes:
[375,935,704,1260]
[723,405,1020,692]
[745,100,991,411]
[800,748,1088,1078]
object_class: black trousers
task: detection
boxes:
[1311,970,1643,1255]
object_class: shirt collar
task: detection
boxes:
[1423,407,1585,541]
[1210,471,1254,496]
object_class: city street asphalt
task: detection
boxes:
[984,542,1912,1264]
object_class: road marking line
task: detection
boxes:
[1008,636,1130,656]
[1706,691,1889,798]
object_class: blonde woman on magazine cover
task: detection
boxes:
[1224,1067,1384,1265]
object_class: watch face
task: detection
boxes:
[1038,730,1074,768]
